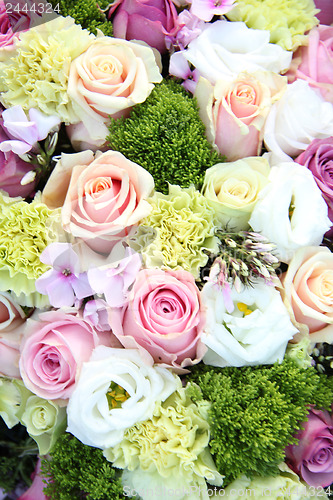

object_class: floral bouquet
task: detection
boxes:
[0,0,333,498]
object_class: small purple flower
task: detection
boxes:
[83,299,111,331]
[35,243,93,308]
[166,10,206,50]
[169,51,200,93]
[190,0,235,22]
[87,248,142,307]
[0,105,60,155]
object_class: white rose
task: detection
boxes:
[264,79,333,162]
[201,280,298,367]
[182,20,292,85]
[202,157,270,231]
[66,346,178,449]
[249,163,331,263]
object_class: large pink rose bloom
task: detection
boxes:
[55,150,154,254]
[110,0,178,53]
[19,310,111,400]
[285,408,333,488]
[287,25,333,103]
[109,268,206,370]
[295,137,333,235]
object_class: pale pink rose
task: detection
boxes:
[0,292,26,378]
[287,25,333,103]
[67,37,162,147]
[0,337,21,378]
[19,310,111,400]
[195,72,286,161]
[0,291,25,333]
[61,150,155,254]
[108,268,206,371]
[281,246,333,344]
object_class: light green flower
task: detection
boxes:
[214,463,328,498]
[20,395,67,455]
[0,378,31,428]
[285,336,312,368]
[0,191,59,306]
[135,185,218,278]
[226,0,319,51]
[105,387,223,496]
[0,16,94,123]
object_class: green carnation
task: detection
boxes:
[134,185,218,278]
[226,0,319,51]
[0,192,59,306]
[216,463,328,499]
[0,16,94,122]
[105,387,223,491]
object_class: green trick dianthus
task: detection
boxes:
[107,79,222,194]
[188,359,333,486]
[41,433,125,500]
[49,0,113,36]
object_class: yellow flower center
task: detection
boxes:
[237,302,253,316]
[106,382,130,410]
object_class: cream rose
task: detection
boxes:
[281,246,333,344]
[67,37,162,148]
[202,156,270,231]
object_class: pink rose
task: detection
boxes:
[287,25,333,103]
[0,119,36,198]
[110,0,178,53]
[295,137,333,235]
[19,310,111,400]
[0,291,25,378]
[58,150,154,254]
[314,0,333,26]
[195,72,286,161]
[109,268,206,370]
[281,246,333,343]
[285,408,333,488]
[18,459,49,500]
[67,37,162,147]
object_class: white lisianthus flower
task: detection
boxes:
[66,346,178,449]
[181,20,292,85]
[201,280,298,367]
[249,163,331,263]
[264,79,333,162]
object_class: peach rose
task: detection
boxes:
[56,150,154,254]
[281,246,333,343]
[67,37,162,148]
[195,71,286,161]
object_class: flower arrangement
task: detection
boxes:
[0,0,333,499]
